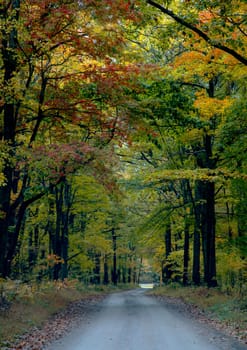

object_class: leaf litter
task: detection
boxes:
[3,294,105,350]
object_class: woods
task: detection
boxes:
[0,0,246,294]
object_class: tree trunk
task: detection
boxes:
[28,225,39,270]
[183,218,190,285]
[192,79,218,287]
[181,179,192,285]
[94,253,101,284]
[195,132,217,287]
[122,265,127,283]
[201,181,217,287]
[162,219,172,282]
[103,255,109,285]
[192,180,201,285]
[61,180,70,280]
[51,179,71,280]
[53,185,63,280]
[111,228,117,285]
[0,0,20,278]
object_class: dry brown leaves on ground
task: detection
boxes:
[2,294,105,350]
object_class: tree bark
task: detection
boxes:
[0,0,20,278]
[51,179,71,280]
[111,228,117,285]
[193,135,217,287]
[103,255,109,284]
[53,185,63,280]
[183,218,190,285]
[181,179,192,285]
[192,180,201,285]
[162,219,172,282]
[200,181,217,287]
[93,253,101,284]
[61,180,70,280]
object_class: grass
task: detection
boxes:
[0,280,111,347]
[150,284,247,341]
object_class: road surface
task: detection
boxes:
[47,289,247,350]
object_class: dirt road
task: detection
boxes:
[47,289,247,350]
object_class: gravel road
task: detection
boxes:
[47,289,247,350]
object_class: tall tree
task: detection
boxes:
[0,0,141,277]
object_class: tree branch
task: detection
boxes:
[147,0,247,65]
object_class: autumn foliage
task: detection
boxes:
[0,0,246,295]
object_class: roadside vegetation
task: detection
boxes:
[151,284,247,344]
[0,280,96,346]
[0,279,134,348]
[1,280,246,347]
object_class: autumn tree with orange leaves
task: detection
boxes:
[0,0,143,278]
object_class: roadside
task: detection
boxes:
[149,285,247,346]
[0,281,112,350]
[44,288,247,350]
[1,282,246,349]
[2,294,106,350]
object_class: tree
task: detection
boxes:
[0,0,142,278]
[128,0,247,288]
[146,0,247,65]
[1,0,246,293]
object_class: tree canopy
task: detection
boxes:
[0,0,246,292]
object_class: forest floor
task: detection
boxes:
[149,285,247,346]
[0,282,246,349]
[0,281,112,350]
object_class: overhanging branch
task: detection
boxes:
[147,0,247,65]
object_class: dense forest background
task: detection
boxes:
[0,0,246,294]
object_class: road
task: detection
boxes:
[47,289,247,350]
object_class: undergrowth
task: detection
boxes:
[150,283,247,341]
[0,279,127,346]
